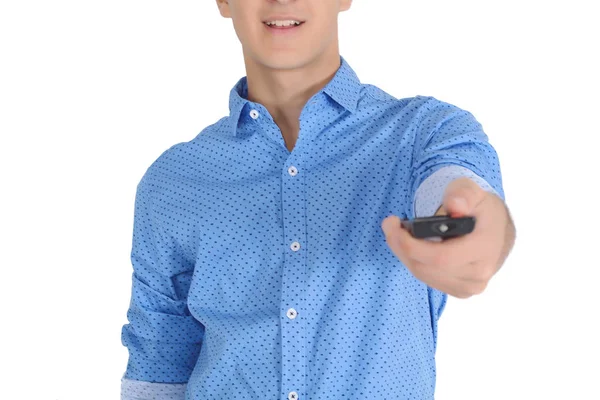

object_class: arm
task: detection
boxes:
[407,97,505,221]
[121,174,205,400]
[392,98,514,298]
[121,377,187,400]
[415,164,501,218]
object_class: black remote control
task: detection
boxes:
[400,215,476,240]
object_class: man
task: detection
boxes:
[120,0,516,399]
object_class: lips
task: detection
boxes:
[264,21,305,29]
[263,21,306,35]
[262,16,306,24]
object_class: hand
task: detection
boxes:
[381,177,512,298]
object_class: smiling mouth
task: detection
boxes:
[263,21,306,29]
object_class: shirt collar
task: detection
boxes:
[224,55,362,137]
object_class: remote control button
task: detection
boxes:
[435,222,456,234]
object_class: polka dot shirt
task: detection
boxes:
[121,55,505,400]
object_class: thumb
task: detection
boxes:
[442,177,486,217]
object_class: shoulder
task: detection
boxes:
[363,85,472,117]
[362,83,422,106]
[361,84,464,119]
[360,85,473,132]
[416,95,476,120]
[139,117,227,187]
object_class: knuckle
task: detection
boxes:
[384,231,395,245]
[432,252,449,266]
[399,240,411,253]
[470,281,488,296]
[467,262,491,282]
[392,236,407,252]
[453,290,471,299]
[476,265,494,282]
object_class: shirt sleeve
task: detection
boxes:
[120,173,205,396]
[407,98,506,325]
[414,164,500,218]
[407,97,505,220]
[121,376,187,400]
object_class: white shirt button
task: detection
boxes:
[249,109,259,119]
[286,308,298,319]
[288,166,298,176]
[288,392,298,400]
[290,241,300,251]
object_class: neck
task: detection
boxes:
[243,50,341,126]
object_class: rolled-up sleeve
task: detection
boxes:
[414,164,500,218]
[407,97,505,220]
[121,173,205,397]
[407,98,506,325]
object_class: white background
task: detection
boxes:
[1,0,598,399]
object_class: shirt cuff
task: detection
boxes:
[121,376,187,400]
[414,165,499,218]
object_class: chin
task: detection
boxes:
[256,54,310,71]
[267,59,308,71]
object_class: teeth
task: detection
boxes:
[265,20,301,27]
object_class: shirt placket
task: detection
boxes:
[280,143,308,400]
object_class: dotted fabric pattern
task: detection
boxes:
[120,166,498,400]
[121,376,186,399]
[120,55,505,400]
[414,165,499,219]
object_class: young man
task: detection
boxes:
[121,1,516,399]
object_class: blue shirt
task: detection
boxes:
[121,55,504,400]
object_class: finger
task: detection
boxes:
[442,177,489,218]
[392,220,485,269]
[383,216,489,288]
